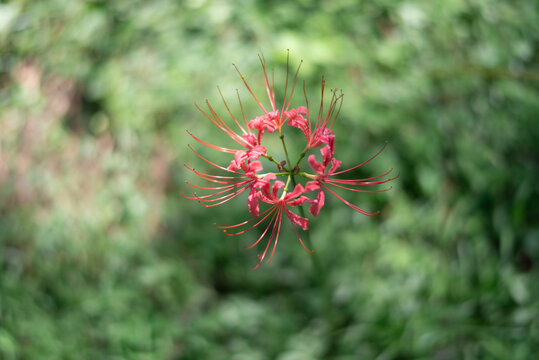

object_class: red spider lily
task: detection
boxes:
[233,51,306,135]
[215,181,313,270]
[305,141,399,216]
[186,52,398,269]
[183,145,275,214]
[288,78,343,150]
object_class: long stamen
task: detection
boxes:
[326,172,399,186]
[326,168,394,183]
[187,172,247,181]
[329,91,344,129]
[184,163,248,179]
[320,183,380,216]
[187,144,238,171]
[195,186,249,207]
[217,86,248,136]
[268,206,284,262]
[284,59,303,115]
[195,101,249,148]
[324,181,393,193]
[236,89,250,132]
[279,50,290,125]
[321,88,337,128]
[258,52,276,111]
[185,181,247,194]
[245,207,279,250]
[186,130,236,154]
[256,208,282,267]
[323,89,343,129]
[191,186,244,202]
[205,100,252,148]
[233,62,267,113]
[216,205,276,231]
[185,180,245,190]
[315,77,326,131]
[303,80,312,136]
[253,208,282,269]
[289,218,314,254]
[332,142,388,175]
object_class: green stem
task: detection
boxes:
[279,130,292,172]
[294,150,308,170]
[297,171,315,179]
[279,129,324,285]
[282,174,293,194]
[262,154,282,170]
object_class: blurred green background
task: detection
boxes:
[1,0,538,359]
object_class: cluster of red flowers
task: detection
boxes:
[184,52,398,269]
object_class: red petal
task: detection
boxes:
[285,183,305,200]
[271,180,285,198]
[305,181,321,192]
[285,207,309,230]
[308,154,325,175]
[308,188,325,217]
[328,158,342,175]
[248,188,260,216]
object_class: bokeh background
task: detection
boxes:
[1,0,538,359]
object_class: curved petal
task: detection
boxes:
[285,183,305,200]
[248,187,260,216]
[328,158,342,175]
[320,139,334,167]
[308,154,325,175]
[308,188,325,217]
[304,181,321,192]
[284,208,309,230]
[271,180,285,198]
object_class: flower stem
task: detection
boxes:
[291,172,337,356]
[278,128,292,172]
[282,174,293,197]
[262,153,282,169]
[297,171,315,179]
[294,150,308,169]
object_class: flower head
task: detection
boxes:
[305,141,399,217]
[184,52,398,269]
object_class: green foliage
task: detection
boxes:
[1,0,538,359]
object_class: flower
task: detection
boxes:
[305,141,399,216]
[288,78,343,150]
[183,145,274,214]
[185,51,398,269]
[233,51,305,135]
[215,181,313,270]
